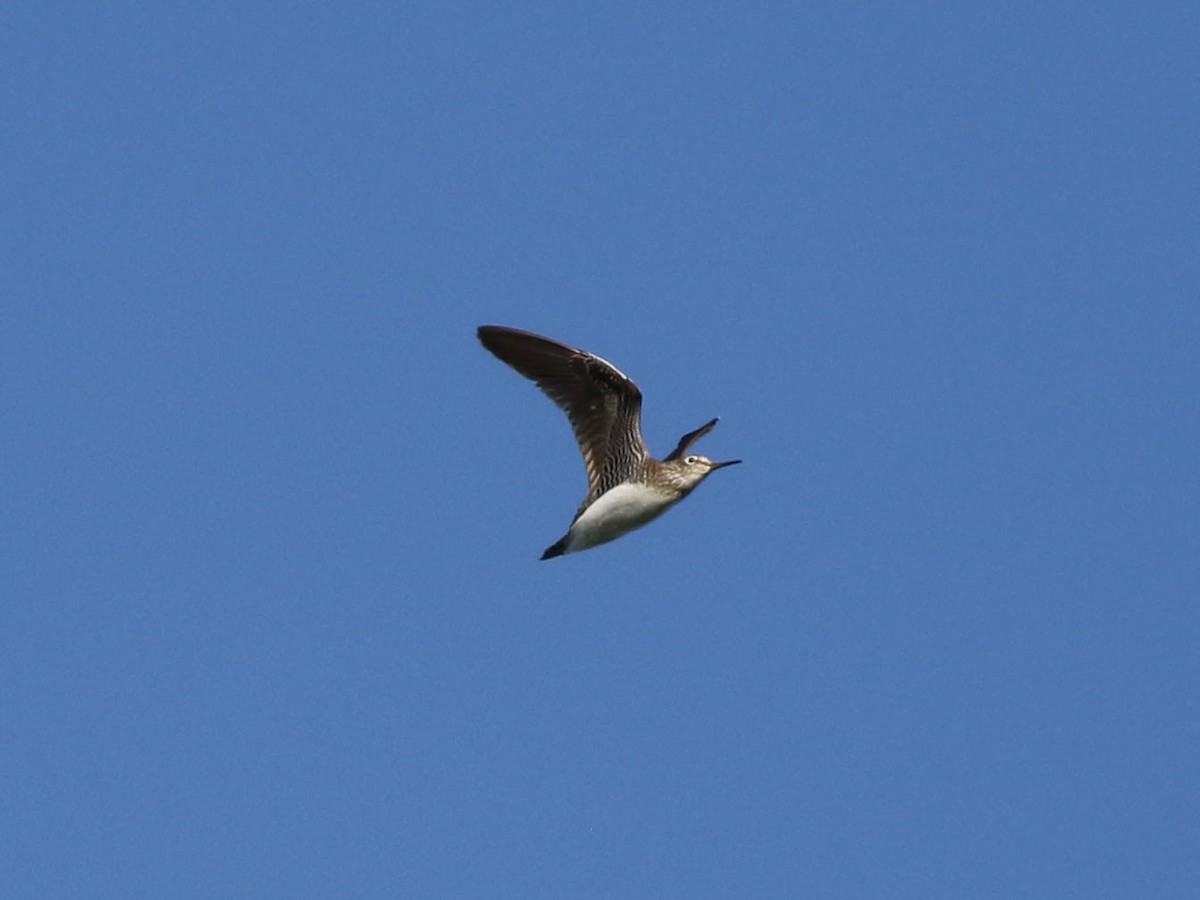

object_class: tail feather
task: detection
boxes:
[541,535,568,560]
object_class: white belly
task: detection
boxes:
[565,482,676,553]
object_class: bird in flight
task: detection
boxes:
[477,325,741,559]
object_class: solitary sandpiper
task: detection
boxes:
[477,325,741,559]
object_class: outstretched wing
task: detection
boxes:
[477,326,648,502]
[665,417,719,461]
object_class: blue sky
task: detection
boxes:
[4,3,1198,897]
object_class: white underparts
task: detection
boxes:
[564,482,677,554]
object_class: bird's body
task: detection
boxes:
[477,325,740,559]
[546,480,677,557]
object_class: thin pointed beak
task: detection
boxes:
[710,459,742,470]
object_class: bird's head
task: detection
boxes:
[663,417,741,490]
[670,453,742,490]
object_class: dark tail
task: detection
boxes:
[540,536,568,560]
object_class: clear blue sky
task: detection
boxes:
[5,3,1197,897]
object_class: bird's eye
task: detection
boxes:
[685,455,699,465]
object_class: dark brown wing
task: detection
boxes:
[665,418,719,460]
[477,326,648,501]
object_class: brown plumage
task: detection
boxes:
[477,325,740,558]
